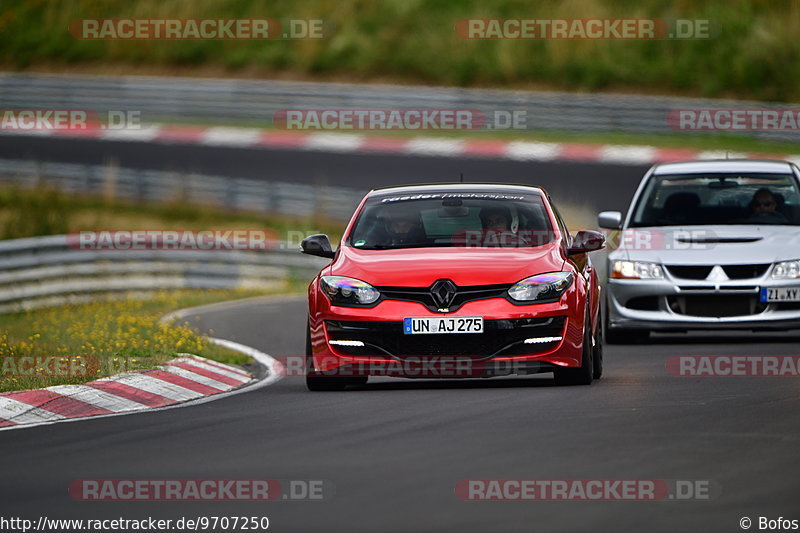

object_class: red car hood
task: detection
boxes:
[330,243,565,286]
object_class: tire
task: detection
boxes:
[604,326,649,345]
[592,307,603,380]
[554,310,594,386]
[604,294,649,344]
[305,321,348,391]
[305,321,366,391]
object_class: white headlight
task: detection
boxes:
[772,260,800,279]
[611,261,664,280]
[320,276,380,305]
[508,272,573,302]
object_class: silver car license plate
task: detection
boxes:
[761,287,800,302]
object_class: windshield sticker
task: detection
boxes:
[380,193,526,203]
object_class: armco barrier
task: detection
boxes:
[0,234,329,313]
[1,73,798,142]
[0,158,362,221]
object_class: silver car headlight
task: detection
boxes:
[320,276,380,305]
[772,260,800,279]
[508,272,573,302]
[611,260,664,280]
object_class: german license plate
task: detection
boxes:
[761,287,800,302]
[403,317,484,334]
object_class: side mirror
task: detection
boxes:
[301,234,336,259]
[568,230,606,255]
[597,211,623,230]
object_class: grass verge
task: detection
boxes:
[0,185,345,242]
[2,0,799,102]
[0,288,295,393]
[0,186,321,393]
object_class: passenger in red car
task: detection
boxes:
[479,206,526,247]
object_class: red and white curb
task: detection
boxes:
[0,339,282,432]
[4,125,798,166]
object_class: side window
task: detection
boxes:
[550,201,572,247]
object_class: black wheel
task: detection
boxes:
[305,321,348,391]
[592,307,603,380]
[554,310,594,386]
[604,294,649,344]
[604,325,649,344]
[348,376,369,386]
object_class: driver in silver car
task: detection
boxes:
[749,188,787,223]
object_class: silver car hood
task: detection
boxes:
[611,225,800,265]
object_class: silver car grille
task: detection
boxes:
[665,264,771,280]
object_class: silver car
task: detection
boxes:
[598,159,800,343]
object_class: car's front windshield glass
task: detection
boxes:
[630,172,800,227]
[347,193,555,250]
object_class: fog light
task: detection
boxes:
[523,336,563,344]
[329,340,365,347]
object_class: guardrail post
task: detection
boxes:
[266,182,279,214]
[103,159,118,201]
[225,178,238,211]
[134,169,146,203]
[81,164,91,193]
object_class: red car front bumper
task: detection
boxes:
[308,294,586,378]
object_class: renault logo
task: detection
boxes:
[430,279,457,310]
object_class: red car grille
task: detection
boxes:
[377,283,511,313]
[325,317,567,358]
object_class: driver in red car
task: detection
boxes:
[384,212,425,246]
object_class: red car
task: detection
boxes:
[301,184,605,390]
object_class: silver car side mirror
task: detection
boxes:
[597,211,623,230]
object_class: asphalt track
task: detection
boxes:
[0,134,646,212]
[1,138,799,533]
[2,296,799,532]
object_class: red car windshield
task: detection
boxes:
[347,194,555,249]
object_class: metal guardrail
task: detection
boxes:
[1,72,798,142]
[0,158,361,221]
[0,234,329,313]
[0,154,344,313]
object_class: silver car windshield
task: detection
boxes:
[347,196,555,249]
[630,173,800,227]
